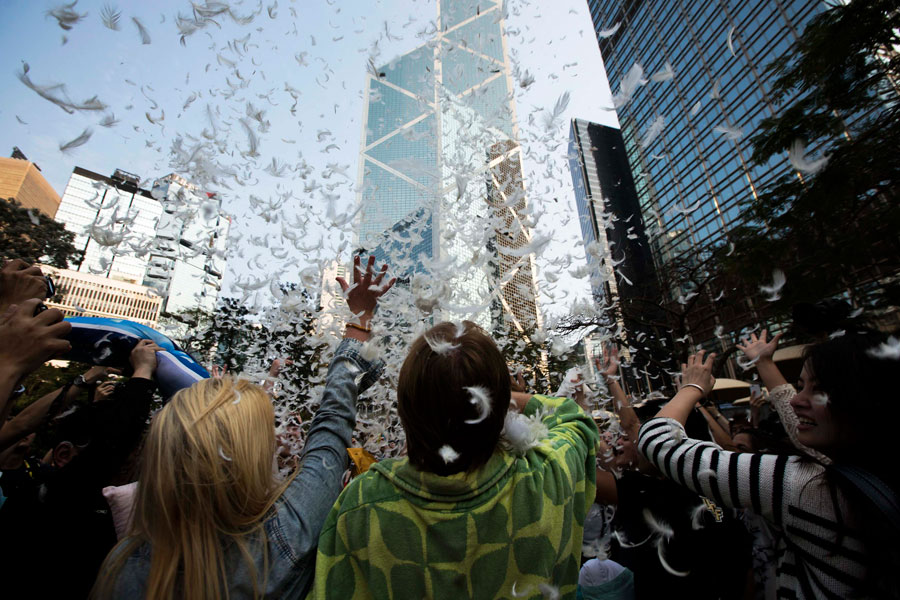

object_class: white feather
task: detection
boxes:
[438,445,460,464]
[463,386,492,425]
[650,61,674,83]
[788,139,829,174]
[759,269,786,302]
[597,22,621,39]
[641,115,666,148]
[657,538,690,577]
[613,529,652,548]
[500,410,549,454]
[690,504,708,530]
[727,26,737,57]
[538,583,560,600]
[424,334,459,355]
[453,321,468,339]
[868,336,900,360]
[643,508,674,540]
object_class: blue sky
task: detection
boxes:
[0,0,618,315]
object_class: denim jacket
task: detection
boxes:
[110,338,380,599]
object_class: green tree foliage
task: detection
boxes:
[0,198,82,267]
[728,0,900,317]
[164,292,327,408]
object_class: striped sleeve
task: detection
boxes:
[637,417,794,526]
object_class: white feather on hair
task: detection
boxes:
[424,334,459,355]
[438,445,460,464]
[452,321,468,339]
[463,386,492,424]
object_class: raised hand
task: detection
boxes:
[0,260,50,313]
[336,255,396,330]
[680,350,717,397]
[595,344,620,379]
[0,299,71,379]
[737,329,782,362]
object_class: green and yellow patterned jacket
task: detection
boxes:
[308,394,599,600]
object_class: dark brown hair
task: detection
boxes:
[397,321,511,475]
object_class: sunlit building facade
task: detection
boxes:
[0,148,60,217]
[587,0,824,269]
[41,265,162,327]
[356,0,541,332]
[144,174,229,314]
[55,167,229,316]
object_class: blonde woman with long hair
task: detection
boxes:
[93,256,395,599]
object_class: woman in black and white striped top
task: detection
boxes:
[637,333,899,599]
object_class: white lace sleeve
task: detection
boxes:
[767,384,831,464]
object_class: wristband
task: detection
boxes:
[680,383,706,396]
[346,322,371,333]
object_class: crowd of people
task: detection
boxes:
[1,255,898,599]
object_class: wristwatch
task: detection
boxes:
[73,374,91,387]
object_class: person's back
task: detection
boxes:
[95,255,394,600]
[310,322,599,599]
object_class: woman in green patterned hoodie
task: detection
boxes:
[309,321,599,600]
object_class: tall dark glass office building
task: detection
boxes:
[586,0,825,269]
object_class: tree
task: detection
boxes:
[0,198,82,267]
[728,0,900,321]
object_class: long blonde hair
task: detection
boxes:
[93,377,292,600]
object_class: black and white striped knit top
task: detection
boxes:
[638,417,868,599]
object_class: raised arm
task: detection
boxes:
[655,350,716,425]
[596,346,640,441]
[276,256,394,579]
[737,330,830,463]
[0,300,72,422]
[737,330,788,390]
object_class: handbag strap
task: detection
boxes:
[832,463,900,532]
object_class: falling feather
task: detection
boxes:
[597,22,620,38]
[132,17,151,44]
[868,336,900,360]
[100,4,121,30]
[59,128,93,152]
[759,269,786,302]
[543,91,571,130]
[727,26,737,57]
[788,139,829,174]
[47,1,86,30]
[650,62,674,83]
[714,124,743,141]
[640,115,666,148]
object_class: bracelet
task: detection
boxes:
[346,322,371,333]
[680,383,706,396]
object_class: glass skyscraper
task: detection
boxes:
[586,0,824,270]
[356,0,540,332]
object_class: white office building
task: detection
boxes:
[55,167,229,317]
